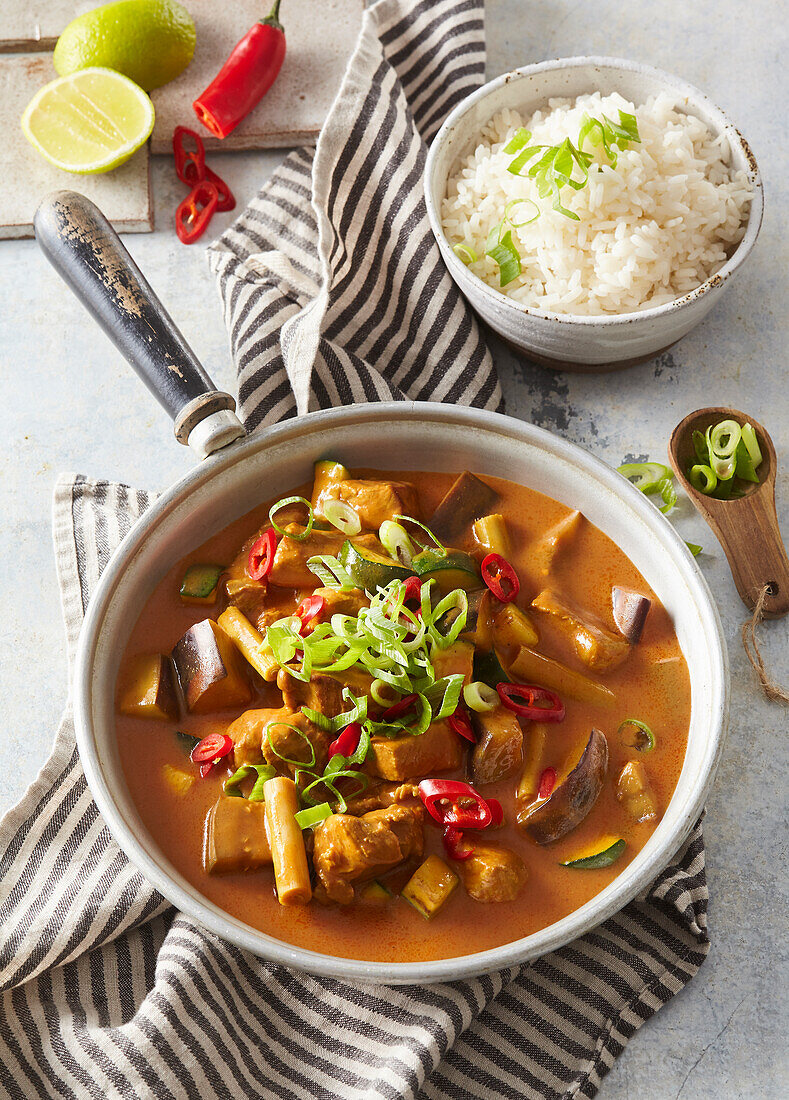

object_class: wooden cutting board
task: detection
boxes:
[1,0,365,152]
[0,55,152,239]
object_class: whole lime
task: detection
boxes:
[54,0,196,92]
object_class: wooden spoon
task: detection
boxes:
[669,407,789,619]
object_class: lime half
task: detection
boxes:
[21,67,154,175]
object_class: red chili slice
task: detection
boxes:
[191,732,234,766]
[418,779,493,830]
[487,798,504,827]
[497,682,566,722]
[480,553,520,603]
[448,707,475,743]
[538,767,557,800]
[402,575,422,605]
[328,722,361,759]
[295,594,325,635]
[248,528,278,580]
[176,180,219,245]
[173,125,206,185]
[382,694,418,721]
[443,826,474,861]
[200,760,217,779]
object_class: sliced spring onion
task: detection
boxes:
[393,515,446,555]
[708,420,742,459]
[741,423,762,467]
[453,242,477,265]
[379,520,414,566]
[685,542,703,557]
[689,464,717,494]
[734,438,760,483]
[223,763,275,801]
[463,681,499,713]
[504,197,539,228]
[486,228,522,287]
[708,451,736,481]
[658,477,677,515]
[269,495,314,542]
[617,462,673,494]
[323,498,361,537]
[503,127,532,154]
[617,718,656,752]
[293,803,332,830]
[370,678,400,708]
[306,554,357,589]
[265,721,316,769]
[693,429,709,463]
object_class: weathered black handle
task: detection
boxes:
[34,191,244,457]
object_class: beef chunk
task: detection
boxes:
[226,706,329,771]
[312,804,424,904]
[367,721,463,781]
[316,479,420,530]
[277,670,346,720]
[459,844,527,902]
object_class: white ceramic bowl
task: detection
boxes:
[74,403,729,984]
[424,57,763,371]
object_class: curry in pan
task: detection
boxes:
[117,465,690,962]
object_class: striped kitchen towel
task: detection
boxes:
[0,1,710,1097]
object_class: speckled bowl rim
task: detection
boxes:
[424,55,764,326]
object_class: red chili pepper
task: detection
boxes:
[402,576,422,605]
[418,779,493,830]
[480,553,520,603]
[173,125,206,185]
[496,682,566,722]
[248,528,278,580]
[538,767,557,800]
[176,180,219,245]
[191,732,234,766]
[328,722,361,760]
[173,126,237,214]
[487,798,504,827]
[200,760,217,779]
[382,694,418,721]
[443,827,474,861]
[295,594,325,635]
[193,0,286,140]
[448,707,475,743]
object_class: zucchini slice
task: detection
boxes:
[402,855,458,919]
[561,837,626,869]
[412,549,481,593]
[338,539,412,590]
[180,564,223,604]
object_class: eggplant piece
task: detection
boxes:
[119,653,180,721]
[493,602,539,651]
[508,646,616,706]
[616,761,658,823]
[172,619,252,714]
[531,589,630,673]
[611,587,652,644]
[428,472,500,544]
[473,513,511,558]
[520,728,608,844]
[204,797,272,874]
[531,510,582,577]
[471,706,523,786]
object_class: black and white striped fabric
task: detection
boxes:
[0,1,710,1096]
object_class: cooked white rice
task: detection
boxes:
[441,91,753,315]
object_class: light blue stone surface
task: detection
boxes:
[0,0,786,1094]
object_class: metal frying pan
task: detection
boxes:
[33,191,728,984]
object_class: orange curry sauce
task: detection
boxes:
[117,470,690,962]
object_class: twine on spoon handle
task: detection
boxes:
[741,584,789,704]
